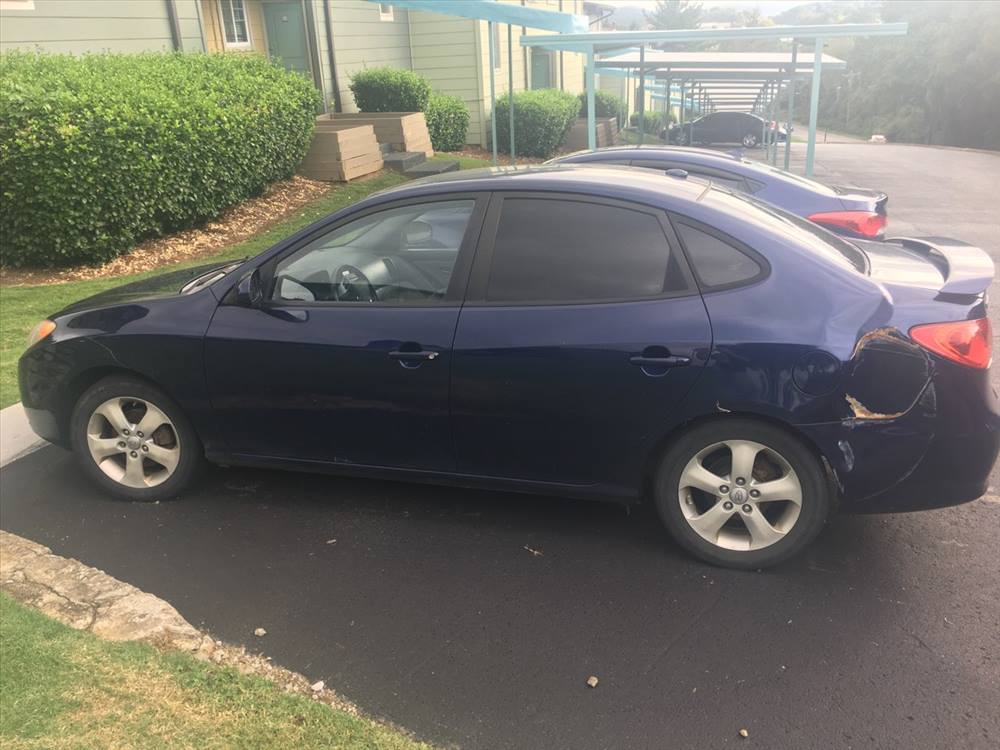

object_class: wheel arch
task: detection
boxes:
[641,411,839,504]
[56,366,177,442]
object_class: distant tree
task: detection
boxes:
[799,1,1000,150]
[644,0,703,30]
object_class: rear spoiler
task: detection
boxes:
[886,236,995,295]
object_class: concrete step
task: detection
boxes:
[383,150,426,172]
[404,160,460,178]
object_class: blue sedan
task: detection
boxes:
[18,167,997,568]
[551,146,889,239]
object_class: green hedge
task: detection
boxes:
[493,89,581,158]
[349,67,430,113]
[0,52,321,268]
[577,90,622,119]
[425,92,470,152]
[629,111,665,134]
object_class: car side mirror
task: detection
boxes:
[235,268,263,308]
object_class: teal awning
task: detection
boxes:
[366,0,588,33]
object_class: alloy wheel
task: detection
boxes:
[86,396,180,488]
[677,439,802,551]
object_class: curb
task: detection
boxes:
[0,402,45,468]
[0,529,361,716]
[0,529,210,653]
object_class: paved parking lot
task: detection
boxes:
[3,143,999,749]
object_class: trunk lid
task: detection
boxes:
[832,185,888,214]
[862,236,995,296]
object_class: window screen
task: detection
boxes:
[676,222,762,288]
[487,198,682,303]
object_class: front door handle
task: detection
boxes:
[629,354,690,367]
[388,344,439,369]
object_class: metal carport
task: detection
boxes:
[594,50,847,170]
[520,23,908,176]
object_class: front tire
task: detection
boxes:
[742,133,759,148]
[70,375,203,502]
[653,419,830,569]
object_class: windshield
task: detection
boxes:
[706,188,869,273]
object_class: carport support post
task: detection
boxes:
[805,36,824,177]
[508,24,515,166]
[488,21,498,167]
[784,42,798,171]
[637,46,646,146]
[678,80,685,133]
[664,72,671,127]
[769,84,779,165]
[586,47,596,150]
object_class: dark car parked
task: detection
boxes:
[667,111,785,148]
[550,146,889,238]
[20,167,998,568]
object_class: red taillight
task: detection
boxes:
[909,318,992,369]
[808,210,887,238]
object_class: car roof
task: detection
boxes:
[369,164,713,209]
[553,148,831,195]
[556,145,740,162]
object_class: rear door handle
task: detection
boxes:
[629,354,690,367]
[388,350,439,361]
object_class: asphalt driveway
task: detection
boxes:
[3,143,999,749]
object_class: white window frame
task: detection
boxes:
[218,0,252,49]
[378,3,394,21]
[0,0,36,10]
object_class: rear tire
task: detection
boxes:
[742,133,759,148]
[70,375,203,502]
[653,419,829,569]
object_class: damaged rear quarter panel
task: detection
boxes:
[681,250,940,504]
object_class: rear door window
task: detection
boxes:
[674,220,764,289]
[484,197,689,303]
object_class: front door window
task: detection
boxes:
[272,200,476,304]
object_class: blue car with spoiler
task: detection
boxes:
[550,146,890,239]
[18,166,997,568]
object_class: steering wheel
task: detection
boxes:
[331,264,379,303]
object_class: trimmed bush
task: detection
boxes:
[425,92,470,152]
[349,67,431,113]
[493,89,581,158]
[577,90,622,119]
[0,51,321,268]
[629,111,665,134]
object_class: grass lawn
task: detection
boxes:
[426,154,493,170]
[0,171,409,409]
[0,594,429,749]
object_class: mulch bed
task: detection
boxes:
[1,175,333,287]
[453,145,548,165]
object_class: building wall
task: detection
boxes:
[407,10,481,143]
[201,0,266,54]
[0,0,205,53]
[311,0,411,113]
[471,0,587,147]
